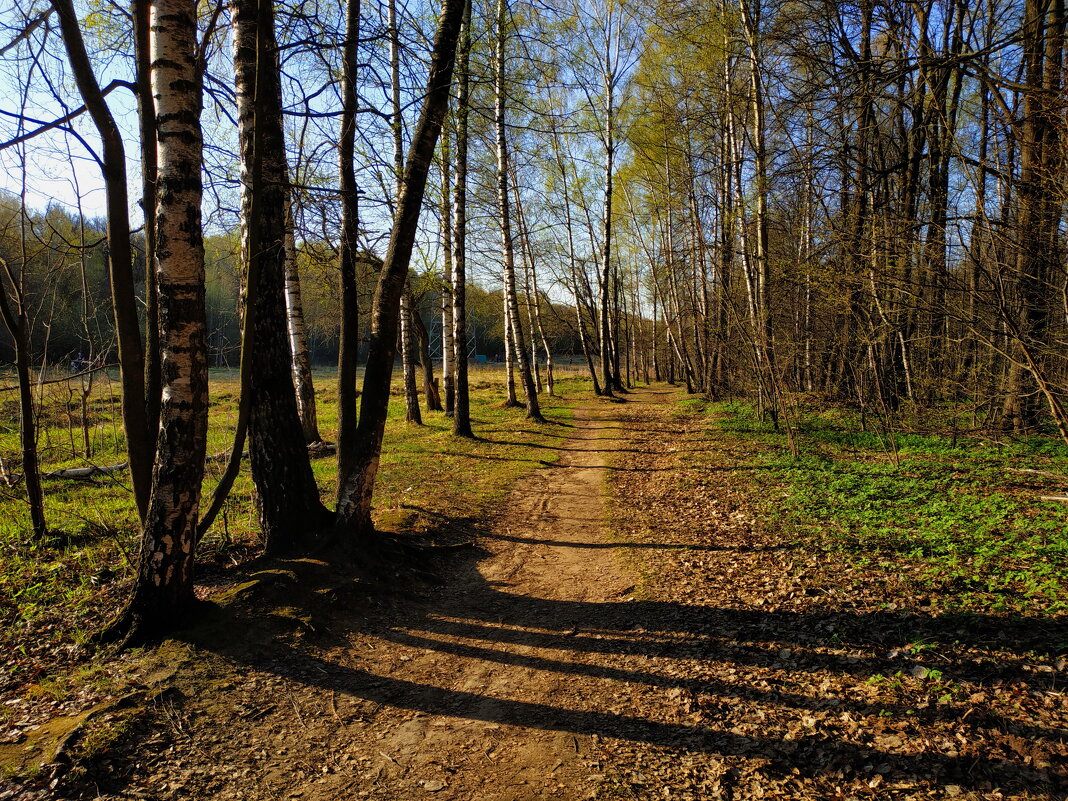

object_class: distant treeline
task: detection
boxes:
[0,195,584,369]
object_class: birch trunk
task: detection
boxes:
[503,294,519,406]
[513,169,553,395]
[283,195,322,443]
[440,129,455,415]
[494,0,543,421]
[102,0,206,644]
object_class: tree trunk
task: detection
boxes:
[494,0,543,421]
[283,194,322,443]
[51,0,152,521]
[413,310,443,411]
[134,0,161,462]
[512,168,554,396]
[400,287,423,423]
[232,0,331,550]
[598,46,616,396]
[0,264,46,539]
[1003,0,1064,432]
[334,0,466,529]
[101,0,207,645]
[440,128,455,416]
[450,0,474,438]
[503,294,519,406]
[388,0,422,424]
[549,115,600,394]
[336,0,362,499]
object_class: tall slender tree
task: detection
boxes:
[231,0,332,550]
[494,0,543,422]
[103,0,207,644]
[335,0,467,529]
[450,0,474,438]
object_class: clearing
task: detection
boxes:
[3,386,1066,800]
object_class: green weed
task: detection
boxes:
[708,402,1068,615]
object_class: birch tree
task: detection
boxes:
[103,0,207,645]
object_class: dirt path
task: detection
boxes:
[299,393,644,800]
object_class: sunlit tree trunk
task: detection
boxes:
[549,115,600,394]
[494,0,543,421]
[102,0,207,644]
[440,128,455,415]
[283,194,322,443]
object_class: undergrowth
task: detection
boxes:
[706,400,1068,615]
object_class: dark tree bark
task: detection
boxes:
[232,0,331,550]
[450,0,474,438]
[50,0,152,521]
[1002,0,1065,433]
[400,287,424,424]
[0,258,46,539]
[335,0,466,529]
[336,0,362,500]
[133,0,161,459]
[413,310,443,411]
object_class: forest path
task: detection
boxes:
[303,388,659,800]
[107,386,683,801]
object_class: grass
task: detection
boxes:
[0,365,590,704]
[700,400,1068,615]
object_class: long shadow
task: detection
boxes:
[147,386,1068,797]
[173,540,1068,796]
[479,531,797,552]
[479,438,720,456]
[206,634,1055,789]
[182,558,1065,795]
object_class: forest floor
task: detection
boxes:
[3,385,1067,800]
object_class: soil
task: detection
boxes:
[4,386,1066,800]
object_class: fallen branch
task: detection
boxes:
[0,363,114,393]
[44,463,127,480]
[1039,495,1068,502]
[1009,468,1067,482]
[206,441,335,463]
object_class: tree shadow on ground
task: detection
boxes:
[175,535,1066,797]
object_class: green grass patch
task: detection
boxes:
[705,401,1068,614]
